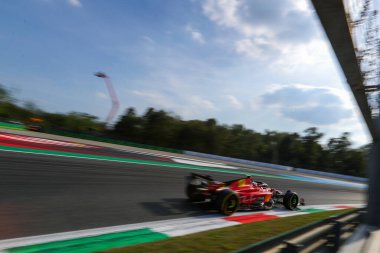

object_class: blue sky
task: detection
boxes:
[0,0,372,146]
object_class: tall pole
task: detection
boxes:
[94,72,120,126]
[367,108,380,227]
[310,0,380,228]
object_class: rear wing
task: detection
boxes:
[188,173,214,181]
[188,173,249,186]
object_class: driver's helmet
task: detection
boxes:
[236,175,254,187]
[246,175,257,186]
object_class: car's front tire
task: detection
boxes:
[283,191,299,210]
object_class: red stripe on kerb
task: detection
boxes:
[224,213,279,224]
[0,142,39,149]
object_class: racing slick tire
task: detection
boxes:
[186,184,205,202]
[283,191,299,210]
[215,189,239,216]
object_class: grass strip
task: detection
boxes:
[8,229,169,253]
[0,122,25,130]
[102,209,353,253]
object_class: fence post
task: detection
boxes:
[281,241,301,253]
[367,115,380,227]
[331,221,342,252]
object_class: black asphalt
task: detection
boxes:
[0,151,365,240]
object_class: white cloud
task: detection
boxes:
[272,39,333,72]
[202,0,266,37]
[225,95,243,109]
[68,0,81,7]
[233,37,335,75]
[291,0,313,14]
[324,116,371,147]
[96,92,108,100]
[189,96,216,110]
[132,90,216,118]
[260,85,354,125]
[235,39,264,60]
[132,90,173,109]
[202,0,326,71]
[142,36,155,44]
[186,24,205,44]
[281,106,352,125]
[250,97,261,112]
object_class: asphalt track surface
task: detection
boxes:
[0,146,366,241]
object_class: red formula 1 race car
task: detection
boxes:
[186,173,304,215]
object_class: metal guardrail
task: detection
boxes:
[338,224,380,253]
[184,151,367,183]
[294,168,368,183]
[234,208,365,253]
[184,150,293,171]
[363,229,380,253]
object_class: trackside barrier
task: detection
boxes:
[338,224,380,253]
[184,151,368,183]
[295,168,368,183]
[183,151,293,171]
[234,208,365,253]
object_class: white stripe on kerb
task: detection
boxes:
[0,204,363,251]
[172,158,237,169]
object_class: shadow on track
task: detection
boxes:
[140,198,219,216]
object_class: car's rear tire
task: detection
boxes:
[186,184,205,202]
[215,189,239,215]
[283,191,299,210]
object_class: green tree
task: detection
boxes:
[114,107,144,142]
[0,84,14,104]
[327,132,352,173]
[141,108,180,147]
[277,133,303,167]
[299,127,324,169]
[110,107,368,177]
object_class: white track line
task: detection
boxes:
[171,158,237,169]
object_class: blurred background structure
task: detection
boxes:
[311,0,380,250]
[94,72,120,127]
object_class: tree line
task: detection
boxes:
[113,107,368,177]
[0,85,105,133]
[0,84,368,177]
